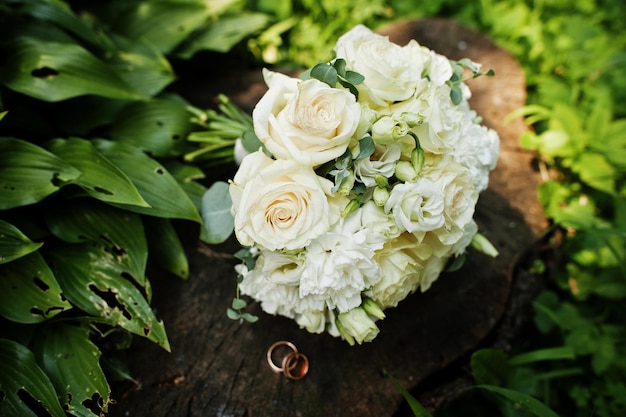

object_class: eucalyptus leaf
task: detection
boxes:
[475,385,560,417]
[0,137,81,210]
[200,181,234,244]
[1,36,144,102]
[113,1,212,54]
[144,216,189,279]
[0,339,67,417]
[46,242,170,351]
[0,219,43,264]
[0,251,72,324]
[108,99,194,158]
[175,12,270,57]
[93,139,201,222]
[33,323,111,417]
[311,63,338,87]
[46,137,149,207]
[45,198,148,287]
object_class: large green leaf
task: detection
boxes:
[0,35,144,102]
[45,198,148,287]
[108,98,194,158]
[0,137,81,210]
[144,217,189,279]
[113,1,212,54]
[0,219,43,264]
[200,181,234,244]
[46,137,149,207]
[175,12,270,57]
[93,139,201,222]
[0,251,72,323]
[46,242,170,351]
[0,339,66,417]
[107,34,176,97]
[33,323,110,417]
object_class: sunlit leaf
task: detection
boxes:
[0,219,43,264]
[475,385,560,417]
[508,347,576,366]
[570,153,616,194]
[45,198,148,287]
[0,252,72,324]
[46,137,149,207]
[0,35,144,102]
[175,12,270,57]
[92,139,201,222]
[200,181,234,244]
[33,323,110,417]
[144,216,189,279]
[108,99,194,158]
[46,242,170,351]
[0,137,81,210]
[0,339,67,417]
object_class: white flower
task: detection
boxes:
[384,177,445,233]
[233,137,251,165]
[229,150,347,251]
[336,306,380,345]
[334,25,427,106]
[295,309,328,334]
[354,141,402,187]
[358,200,401,241]
[298,215,383,313]
[253,69,361,167]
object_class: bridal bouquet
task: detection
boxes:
[224,25,500,345]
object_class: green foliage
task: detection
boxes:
[0,0,266,414]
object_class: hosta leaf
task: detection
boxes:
[33,323,110,417]
[46,137,149,207]
[45,198,148,287]
[113,1,211,54]
[0,137,81,209]
[144,217,189,279]
[0,339,66,417]
[0,219,43,264]
[93,139,201,222]
[0,35,144,102]
[46,242,170,351]
[107,34,175,96]
[200,181,234,244]
[108,99,194,158]
[0,252,72,324]
[175,12,270,57]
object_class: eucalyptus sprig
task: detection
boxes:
[447,58,495,105]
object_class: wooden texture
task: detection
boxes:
[108,19,546,417]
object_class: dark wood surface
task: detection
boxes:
[108,19,547,417]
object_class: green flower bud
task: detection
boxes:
[394,160,418,182]
[336,170,356,196]
[374,174,389,188]
[341,198,361,217]
[372,186,390,207]
[362,298,386,320]
[470,232,499,257]
[411,146,425,175]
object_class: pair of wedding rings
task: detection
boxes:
[266,341,309,380]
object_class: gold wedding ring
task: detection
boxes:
[266,341,309,380]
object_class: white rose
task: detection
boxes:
[336,306,380,345]
[253,69,361,167]
[334,25,425,106]
[384,177,445,233]
[358,200,401,241]
[229,150,346,251]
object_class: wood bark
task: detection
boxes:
[107,19,547,417]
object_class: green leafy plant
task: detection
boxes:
[0,0,268,415]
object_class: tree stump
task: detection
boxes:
[108,19,547,417]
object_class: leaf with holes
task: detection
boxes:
[108,98,194,158]
[0,219,43,264]
[144,216,189,279]
[0,35,144,102]
[46,242,170,351]
[46,137,149,207]
[92,139,201,222]
[0,252,72,324]
[114,1,212,54]
[33,323,110,417]
[44,198,148,287]
[0,137,81,210]
[0,339,67,417]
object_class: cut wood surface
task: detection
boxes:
[108,19,547,417]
